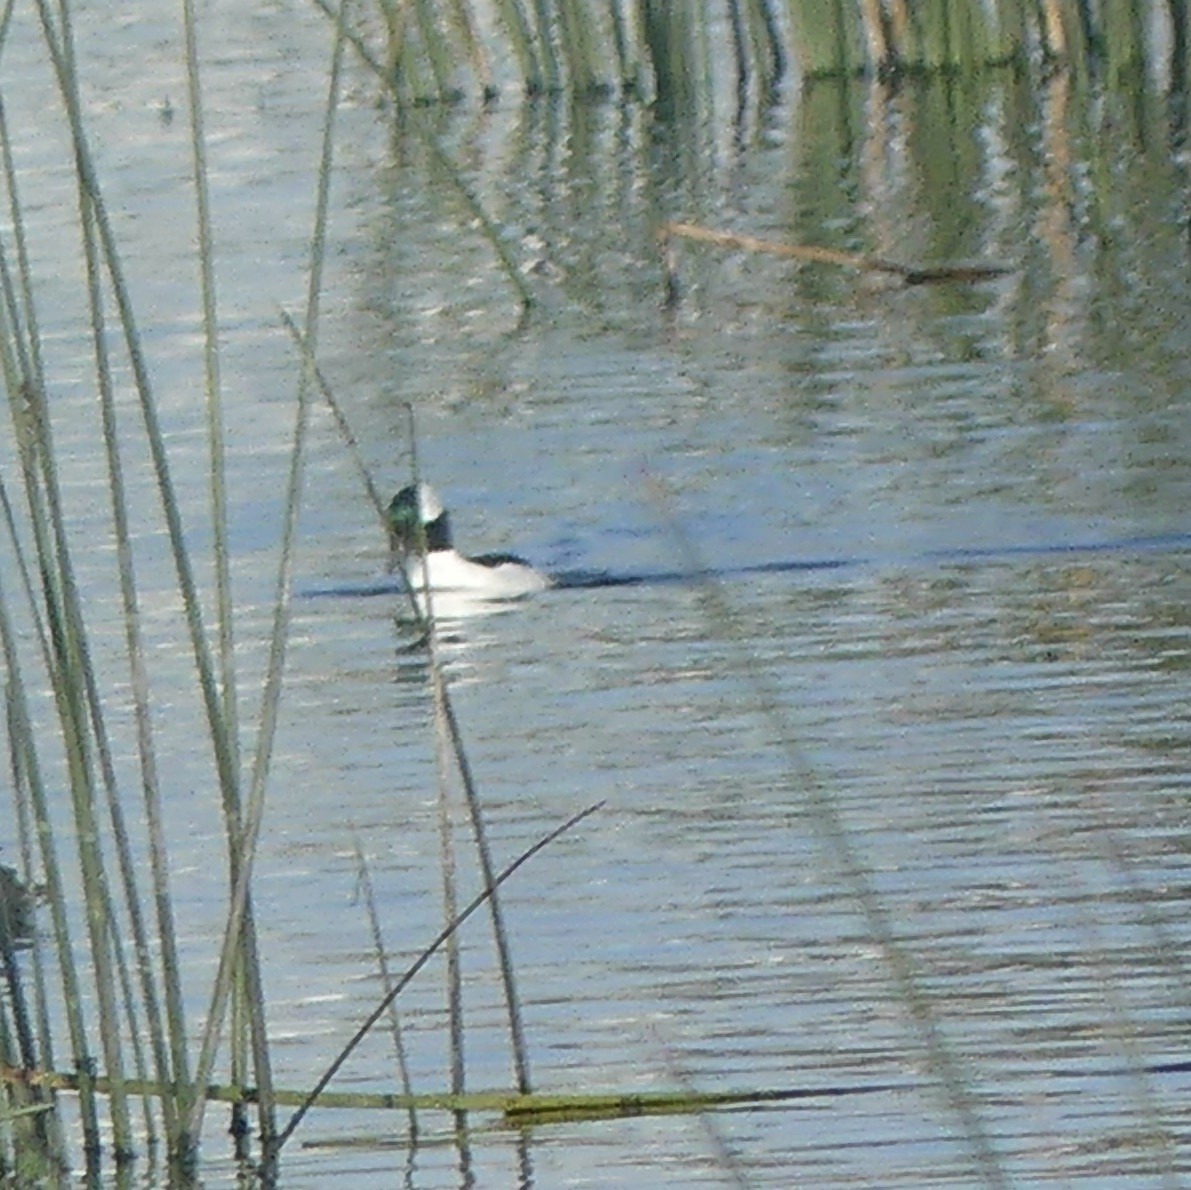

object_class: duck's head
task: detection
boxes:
[386,482,453,555]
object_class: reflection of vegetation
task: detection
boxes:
[340,0,1190,367]
[3,0,1186,1184]
[312,0,1184,98]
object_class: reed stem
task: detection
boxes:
[270,800,603,1154]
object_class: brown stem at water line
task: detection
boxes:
[659,221,1013,291]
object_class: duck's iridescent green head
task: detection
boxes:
[386,483,452,554]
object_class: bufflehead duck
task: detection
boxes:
[386,483,550,600]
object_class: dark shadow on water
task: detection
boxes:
[550,557,855,590]
[300,531,1191,601]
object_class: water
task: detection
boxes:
[3,5,1191,1186]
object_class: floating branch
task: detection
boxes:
[661,220,1014,296]
[0,1064,907,1123]
[498,1081,906,1124]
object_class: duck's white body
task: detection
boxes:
[402,548,550,598]
[387,483,550,605]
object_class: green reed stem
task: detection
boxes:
[958,0,992,66]
[445,0,494,99]
[277,316,385,521]
[4,692,60,1152]
[786,0,863,76]
[1100,0,1146,83]
[401,436,468,1096]
[432,676,467,1096]
[992,0,1030,63]
[0,126,43,392]
[727,0,749,97]
[306,0,534,312]
[640,1,702,119]
[0,911,36,1072]
[30,330,134,1158]
[276,317,424,627]
[438,692,534,1093]
[101,900,158,1147]
[32,0,268,1161]
[491,0,541,93]
[0,511,99,1151]
[747,0,787,85]
[606,0,639,91]
[0,581,89,1161]
[412,0,461,102]
[399,35,437,109]
[351,839,417,1137]
[181,0,238,771]
[180,0,267,1153]
[32,4,140,1157]
[401,413,531,1092]
[529,0,562,91]
[89,288,180,1146]
[373,0,403,88]
[556,0,604,95]
[0,482,60,1068]
[916,0,950,68]
[270,800,603,1154]
[309,0,387,78]
[1171,0,1188,93]
[69,89,188,1145]
[0,0,15,51]
[185,1,352,1160]
[32,0,241,960]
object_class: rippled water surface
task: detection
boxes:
[3,4,1191,1186]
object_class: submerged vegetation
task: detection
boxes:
[0,0,1186,1185]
